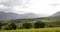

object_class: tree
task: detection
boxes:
[0,22,2,30]
[34,21,45,28]
[2,25,11,30]
[9,23,17,30]
[23,23,32,29]
[2,23,17,30]
[4,23,17,30]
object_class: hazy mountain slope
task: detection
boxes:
[0,11,39,20]
[51,11,60,17]
[50,11,60,17]
[48,11,60,19]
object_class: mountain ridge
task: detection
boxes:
[0,11,39,20]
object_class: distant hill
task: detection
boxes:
[47,11,60,20]
[49,11,60,18]
[0,11,39,20]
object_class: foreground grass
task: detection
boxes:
[0,28,60,32]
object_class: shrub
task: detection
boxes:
[17,26,23,29]
[9,23,17,30]
[3,23,17,30]
[2,25,11,30]
[49,24,55,27]
[0,22,2,30]
[23,23,32,29]
[17,25,23,29]
[34,21,45,28]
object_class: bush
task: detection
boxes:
[17,25,23,29]
[9,23,17,30]
[34,21,45,28]
[0,22,2,30]
[3,23,17,30]
[49,24,55,27]
[17,26,23,29]
[2,25,12,30]
[23,23,32,29]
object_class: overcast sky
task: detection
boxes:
[0,0,60,15]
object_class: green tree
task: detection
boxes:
[2,25,11,30]
[23,23,32,29]
[9,23,17,30]
[4,23,17,30]
[34,21,45,28]
[0,22,2,30]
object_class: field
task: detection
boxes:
[0,28,60,32]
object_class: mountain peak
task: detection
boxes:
[0,12,39,20]
[56,11,60,13]
[50,11,60,17]
[52,11,60,16]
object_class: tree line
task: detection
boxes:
[0,21,45,30]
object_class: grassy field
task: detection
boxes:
[0,28,60,32]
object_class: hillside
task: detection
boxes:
[0,11,39,20]
[50,11,60,18]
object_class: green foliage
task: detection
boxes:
[48,24,55,27]
[2,25,12,30]
[0,22,2,30]
[1,18,60,30]
[23,23,32,29]
[17,25,23,29]
[2,23,17,30]
[17,26,23,29]
[34,21,45,28]
[9,23,17,30]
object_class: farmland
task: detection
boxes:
[0,28,60,32]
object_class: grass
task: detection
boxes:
[0,28,60,32]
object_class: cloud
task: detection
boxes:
[0,0,31,6]
[0,0,31,13]
[49,3,60,7]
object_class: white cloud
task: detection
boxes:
[0,0,31,13]
[0,0,60,15]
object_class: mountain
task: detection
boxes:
[0,11,39,20]
[51,11,60,17]
[48,11,60,19]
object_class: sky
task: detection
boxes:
[0,0,60,16]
